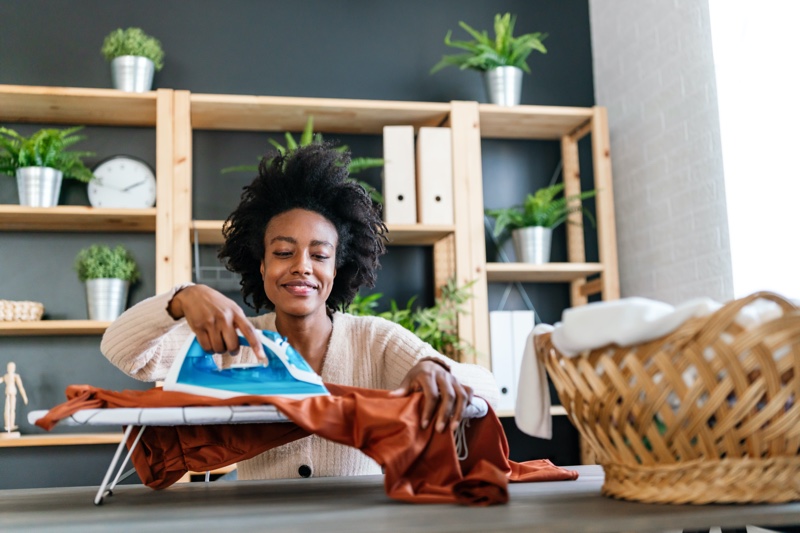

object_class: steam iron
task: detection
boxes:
[163,329,329,399]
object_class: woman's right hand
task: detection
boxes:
[168,284,265,358]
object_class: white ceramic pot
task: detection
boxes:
[16,166,63,207]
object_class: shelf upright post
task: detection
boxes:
[591,106,620,301]
[172,90,193,286]
[562,122,589,307]
[155,89,175,294]
[449,101,490,367]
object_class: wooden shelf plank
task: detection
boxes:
[478,104,594,140]
[0,433,122,447]
[190,93,451,133]
[486,262,604,283]
[0,205,156,232]
[0,85,158,126]
[0,320,110,336]
[496,405,568,418]
[191,220,454,246]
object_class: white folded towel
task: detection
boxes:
[515,295,783,439]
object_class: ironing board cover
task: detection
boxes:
[36,383,578,506]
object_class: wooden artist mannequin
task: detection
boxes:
[2,362,28,438]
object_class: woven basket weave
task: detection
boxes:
[535,291,800,504]
[0,300,44,321]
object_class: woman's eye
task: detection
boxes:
[273,251,291,257]
[313,254,330,261]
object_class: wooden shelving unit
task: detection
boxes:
[0,85,619,456]
[0,85,174,447]
[448,103,620,368]
[172,93,464,293]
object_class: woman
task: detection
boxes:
[101,143,499,480]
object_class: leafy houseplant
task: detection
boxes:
[101,27,165,92]
[74,244,140,321]
[431,13,547,106]
[346,277,477,360]
[222,115,385,203]
[485,183,597,264]
[0,126,94,207]
[101,27,165,70]
[74,244,140,283]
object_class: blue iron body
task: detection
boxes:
[163,330,329,399]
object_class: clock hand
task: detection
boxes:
[122,180,147,192]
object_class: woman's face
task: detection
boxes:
[260,208,338,318]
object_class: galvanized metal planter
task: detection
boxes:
[86,278,130,321]
[483,66,523,106]
[16,166,63,207]
[512,226,552,264]
[110,56,155,93]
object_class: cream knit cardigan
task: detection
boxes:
[100,285,500,480]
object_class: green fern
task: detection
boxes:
[346,277,477,360]
[74,245,140,283]
[0,126,95,182]
[101,27,165,71]
[485,183,597,238]
[431,13,547,74]
[221,115,384,204]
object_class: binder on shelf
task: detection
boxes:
[489,310,516,412]
[415,127,454,225]
[382,125,417,224]
[511,310,536,394]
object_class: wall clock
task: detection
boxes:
[89,156,157,208]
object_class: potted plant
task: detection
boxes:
[101,27,165,92]
[485,183,597,264]
[74,244,140,321]
[222,115,384,203]
[430,13,548,106]
[0,126,94,207]
[347,277,476,360]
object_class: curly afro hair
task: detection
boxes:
[219,142,387,312]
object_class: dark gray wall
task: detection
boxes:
[0,0,594,488]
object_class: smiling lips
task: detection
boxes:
[283,280,318,296]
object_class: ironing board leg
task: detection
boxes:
[94,425,144,506]
[108,425,147,494]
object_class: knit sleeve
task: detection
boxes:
[375,318,500,408]
[100,283,195,382]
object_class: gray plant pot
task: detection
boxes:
[16,166,63,207]
[86,278,130,321]
[483,66,523,106]
[111,55,155,93]
[512,226,552,264]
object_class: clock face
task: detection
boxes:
[89,156,157,208]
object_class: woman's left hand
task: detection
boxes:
[389,359,474,433]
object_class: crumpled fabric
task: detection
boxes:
[36,383,577,506]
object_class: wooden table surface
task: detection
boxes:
[1,466,798,532]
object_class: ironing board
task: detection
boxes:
[28,398,489,506]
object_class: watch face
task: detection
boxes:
[89,156,157,208]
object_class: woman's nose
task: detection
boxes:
[291,251,312,274]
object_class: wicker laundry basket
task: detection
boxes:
[535,291,800,504]
[0,300,44,321]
